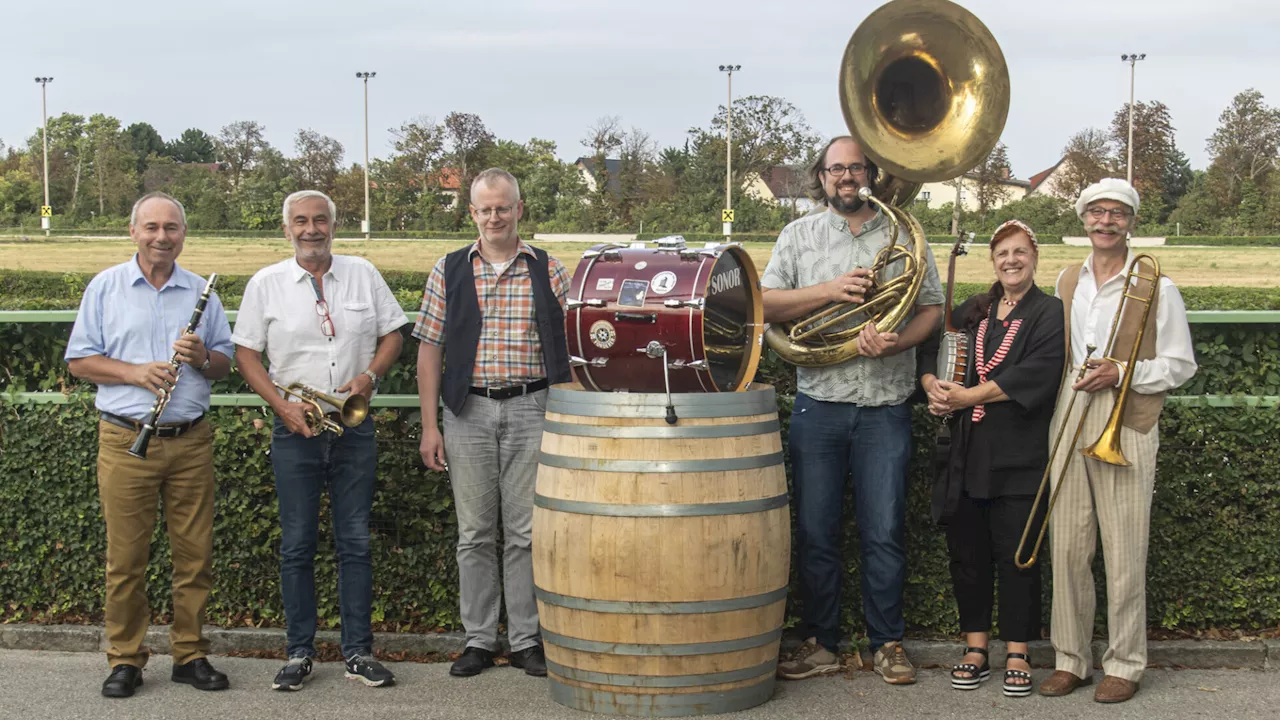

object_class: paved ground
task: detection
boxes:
[1,649,1275,720]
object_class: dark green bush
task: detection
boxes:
[2,275,1277,637]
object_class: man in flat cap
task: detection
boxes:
[1038,179,1196,703]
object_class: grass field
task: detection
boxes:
[0,236,1276,287]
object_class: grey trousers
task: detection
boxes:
[442,389,546,653]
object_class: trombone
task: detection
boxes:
[1013,254,1161,569]
[273,382,370,436]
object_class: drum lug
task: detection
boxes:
[567,298,606,310]
[668,359,709,371]
[582,248,623,260]
[663,298,705,310]
[570,356,609,367]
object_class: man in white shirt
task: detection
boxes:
[233,190,406,691]
[1039,179,1197,704]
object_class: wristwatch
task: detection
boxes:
[198,353,213,372]
[363,369,380,389]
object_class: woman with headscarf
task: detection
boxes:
[919,219,1065,698]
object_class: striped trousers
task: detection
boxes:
[1047,383,1159,682]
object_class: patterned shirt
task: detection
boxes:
[761,208,944,406]
[413,239,571,387]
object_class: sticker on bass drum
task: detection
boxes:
[617,279,649,308]
[589,320,617,349]
[650,271,677,295]
[595,277,615,292]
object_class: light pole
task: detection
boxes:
[356,71,376,239]
[1121,53,1146,185]
[719,64,740,238]
[34,77,53,236]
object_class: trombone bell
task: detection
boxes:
[1080,423,1131,466]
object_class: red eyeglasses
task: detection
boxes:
[315,299,335,337]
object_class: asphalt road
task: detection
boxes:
[1,649,1274,720]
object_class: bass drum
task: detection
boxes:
[566,237,764,393]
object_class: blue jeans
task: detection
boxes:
[271,416,376,660]
[789,392,913,653]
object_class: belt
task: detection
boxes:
[100,411,205,438]
[468,378,549,400]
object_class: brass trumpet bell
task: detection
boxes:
[839,0,1011,184]
[273,382,370,436]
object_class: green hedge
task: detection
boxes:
[2,278,1278,636]
[634,232,1068,245]
[1166,236,1280,247]
[2,355,1277,635]
[0,228,483,240]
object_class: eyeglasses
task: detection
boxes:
[474,205,515,220]
[1086,206,1133,220]
[315,299,335,337]
[823,163,867,178]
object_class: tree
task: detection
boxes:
[579,116,624,230]
[293,129,344,195]
[703,95,820,184]
[1162,147,1194,221]
[442,112,495,208]
[83,114,138,218]
[388,116,446,197]
[125,122,164,175]
[217,121,266,189]
[971,141,1012,218]
[1206,89,1280,208]
[1053,128,1113,199]
[1110,101,1177,219]
[165,128,217,164]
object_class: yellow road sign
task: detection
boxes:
[40,205,52,218]
[722,209,734,223]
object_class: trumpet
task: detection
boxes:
[273,382,370,436]
[1013,254,1162,569]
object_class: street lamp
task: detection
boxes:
[34,77,53,236]
[356,71,376,239]
[718,64,740,238]
[1120,54,1146,185]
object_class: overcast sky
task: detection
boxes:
[4,0,1277,180]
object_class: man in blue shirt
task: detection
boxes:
[65,191,234,698]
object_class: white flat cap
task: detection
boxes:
[1075,178,1140,218]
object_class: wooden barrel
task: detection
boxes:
[533,383,790,717]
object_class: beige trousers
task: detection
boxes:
[1047,385,1159,683]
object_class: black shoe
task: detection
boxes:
[171,657,230,691]
[272,657,313,691]
[345,654,395,687]
[508,645,548,677]
[102,664,143,698]
[449,646,495,677]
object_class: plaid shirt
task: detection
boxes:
[413,239,570,387]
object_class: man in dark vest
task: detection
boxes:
[1038,178,1196,704]
[414,167,571,678]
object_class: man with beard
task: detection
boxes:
[1038,179,1195,703]
[763,137,943,683]
[415,168,571,678]
[234,190,406,690]
[66,192,234,697]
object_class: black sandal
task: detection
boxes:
[950,646,990,690]
[1003,652,1033,697]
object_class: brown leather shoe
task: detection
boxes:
[1038,670,1093,697]
[1094,675,1139,703]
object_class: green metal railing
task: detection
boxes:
[2,310,1276,409]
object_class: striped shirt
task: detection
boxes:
[413,239,571,387]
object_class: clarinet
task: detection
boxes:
[128,273,220,459]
